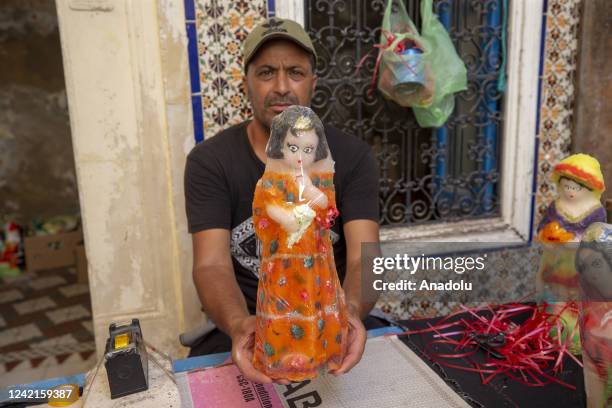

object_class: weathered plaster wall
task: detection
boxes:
[157,0,205,341]
[56,0,195,356]
[0,0,79,223]
[573,0,612,205]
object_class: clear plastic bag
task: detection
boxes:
[377,0,467,127]
[252,106,348,381]
[377,0,434,108]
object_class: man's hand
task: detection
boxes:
[230,316,272,384]
[230,316,292,385]
[328,305,367,376]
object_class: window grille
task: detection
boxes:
[305,0,505,226]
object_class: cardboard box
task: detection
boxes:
[75,244,88,283]
[24,229,83,272]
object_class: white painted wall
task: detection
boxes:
[55,0,201,357]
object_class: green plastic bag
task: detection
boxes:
[376,0,467,127]
[412,0,467,127]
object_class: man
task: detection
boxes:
[184,17,382,384]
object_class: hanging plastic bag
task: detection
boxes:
[372,0,467,127]
[412,0,468,127]
[375,0,434,108]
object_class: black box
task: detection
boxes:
[104,319,149,399]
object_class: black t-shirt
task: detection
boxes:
[184,121,378,314]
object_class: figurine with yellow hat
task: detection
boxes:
[537,153,608,354]
[538,153,607,244]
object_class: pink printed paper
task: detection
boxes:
[187,364,284,408]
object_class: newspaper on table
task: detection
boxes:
[177,335,470,408]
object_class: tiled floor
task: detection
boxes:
[0,267,96,388]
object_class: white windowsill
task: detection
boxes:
[380,217,525,243]
[379,217,530,256]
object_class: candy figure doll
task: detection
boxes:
[251,106,348,381]
[576,223,612,407]
[537,154,607,353]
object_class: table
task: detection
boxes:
[0,321,587,407]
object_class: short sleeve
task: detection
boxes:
[184,153,231,233]
[339,147,379,223]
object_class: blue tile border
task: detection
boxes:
[535,2,548,137]
[191,95,204,143]
[184,0,204,142]
[186,23,201,95]
[267,0,276,17]
[529,137,541,243]
[184,0,196,21]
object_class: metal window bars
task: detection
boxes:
[304,0,505,226]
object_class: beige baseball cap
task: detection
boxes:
[243,17,317,71]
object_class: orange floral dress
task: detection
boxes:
[252,171,348,381]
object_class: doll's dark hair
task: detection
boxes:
[266,105,328,161]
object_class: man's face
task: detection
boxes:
[246,40,317,130]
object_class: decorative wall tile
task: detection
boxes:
[195,0,268,139]
[534,0,582,225]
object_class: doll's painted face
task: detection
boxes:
[559,177,591,201]
[281,129,318,170]
[577,248,612,299]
